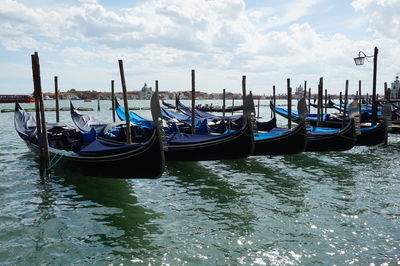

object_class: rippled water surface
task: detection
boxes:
[1,100,399,264]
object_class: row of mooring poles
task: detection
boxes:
[47,64,382,147]
[49,60,131,147]
[260,77,381,130]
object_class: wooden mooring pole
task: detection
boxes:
[384,82,388,99]
[118,60,132,144]
[191,69,196,134]
[231,97,235,116]
[304,81,307,98]
[372,47,379,126]
[317,77,323,127]
[342,80,349,128]
[222,88,226,117]
[111,80,115,122]
[324,89,328,113]
[242,75,246,97]
[272,85,276,118]
[287,78,292,129]
[358,80,362,122]
[54,76,59,122]
[32,52,49,175]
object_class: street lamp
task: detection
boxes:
[354,51,373,65]
[354,46,378,125]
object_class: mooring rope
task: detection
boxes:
[47,150,69,171]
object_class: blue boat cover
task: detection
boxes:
[176,100,241,121]
[308,127,338,133]
[164,122,180,134]
[167,131,237,145]
[82,127,97,143]
[77,138,142,156]
[253,131,288,140]
[195,119,209,135]
[161,108,205,126]
[176,100,217,119]
[332,102,382,115]
[116,104,154,129]
[360,125,378,131]
[274,106,329,121]
[161,108,191,121]
[116,103,210,135]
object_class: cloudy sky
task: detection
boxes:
[0,0,399,95]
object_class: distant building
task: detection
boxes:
[295,84,304,98]
[390,75,400,98]
[139,83,153,100]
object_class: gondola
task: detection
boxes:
[163,106,308,155]
[252,118,307,155]
[305,119,356,152]
[354,121,387,146]
[72,97,255,161]
[162,99,243,113]
[307,99,376,124]
[197,104,243,112]
[161,100,176,109]
[175,97,242,121]
[271,101,386,147]
[164,117,254,161]
[168,97,308,155]
[329,98,383,121]
[271,102,356,151]
[15,93,165,179]
[271,101,345,128]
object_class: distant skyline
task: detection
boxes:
[1,0,399,95]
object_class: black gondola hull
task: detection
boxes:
[24,131,165,179]
[71,101,254,162]
[355,121,387,146]
[165,116,254,161]
[305,120,356,152]
[253,121,307,155]
[15,102,165,179]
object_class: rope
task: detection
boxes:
[47,150,69,171]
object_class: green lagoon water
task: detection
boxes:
[0,99,399,265]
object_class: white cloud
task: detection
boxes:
[0,0,399,94]
[351,0,400,38]
[259,0,322,31]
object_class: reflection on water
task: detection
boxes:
[219,156,309,215]
[56,173,162,262]
[165,161,257,235]
[1,100,400,264]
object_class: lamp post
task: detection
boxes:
[354,46,378,125]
